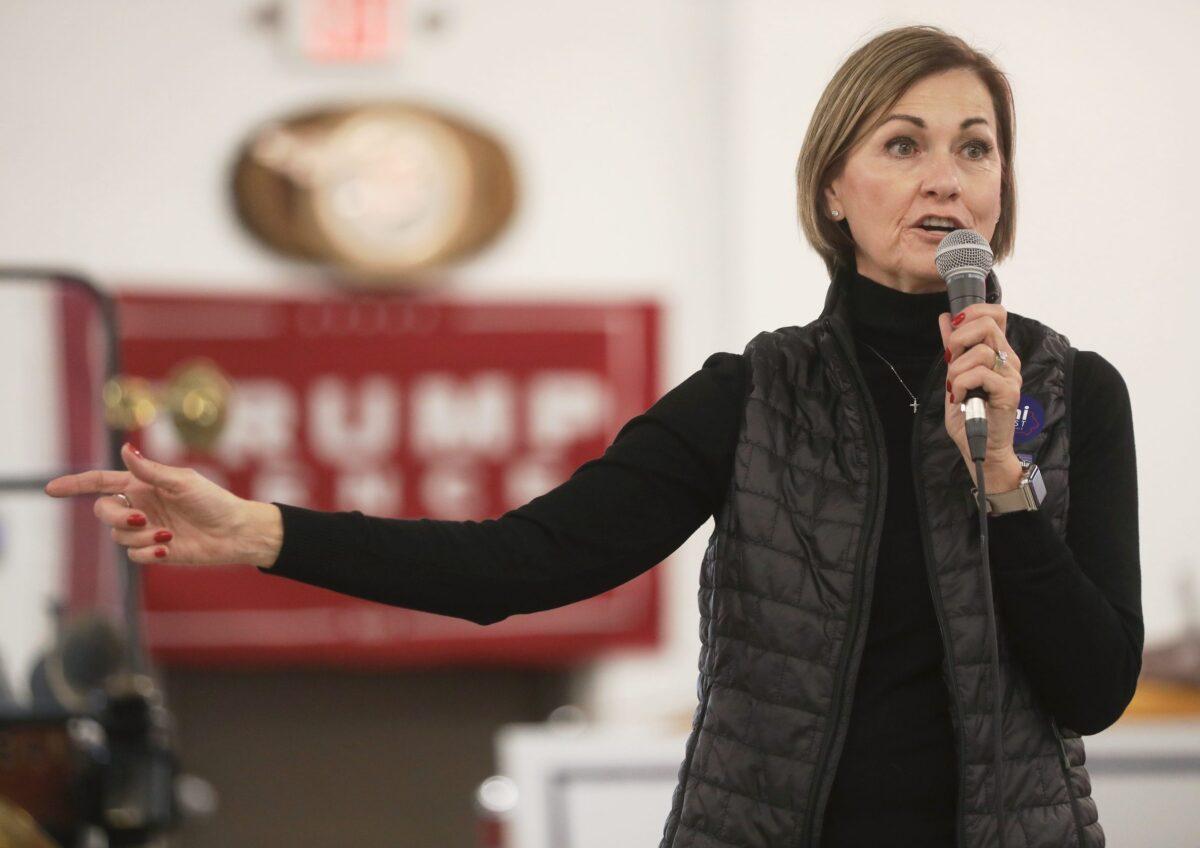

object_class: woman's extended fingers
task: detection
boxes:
[44,443,189,500]
[44,468,132,498]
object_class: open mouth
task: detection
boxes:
[912,214,963,233]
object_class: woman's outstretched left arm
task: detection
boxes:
[987,350,1143,735]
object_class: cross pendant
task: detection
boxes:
[909,398,920,414]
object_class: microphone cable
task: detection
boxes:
[971,445,1007,847]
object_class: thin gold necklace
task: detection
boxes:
[859,340,920,414]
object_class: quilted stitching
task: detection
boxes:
[659,285,1102,848]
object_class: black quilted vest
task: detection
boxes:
[659,266,1105,848]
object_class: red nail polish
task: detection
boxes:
[946,379,952,393]
[952,312,965,327]
[944,347,951,363]
[127,514,147,527]
[950,392,956,403]
[132,446,143,457]
[154,530,173,543]
[154,547,167,558]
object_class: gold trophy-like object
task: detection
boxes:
[102,358,233,452]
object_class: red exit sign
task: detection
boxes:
[293,0,404,64]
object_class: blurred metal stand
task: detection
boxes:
[0,268,214,848]
[0,268,143,675]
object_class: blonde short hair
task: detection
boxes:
[796,25,1017,278]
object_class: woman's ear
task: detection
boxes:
[822,184,840,220]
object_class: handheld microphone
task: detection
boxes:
[936,229,1009,845]
[935,229,994,462]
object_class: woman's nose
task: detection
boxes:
[919,151,963,199]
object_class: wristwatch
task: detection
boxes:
[973,459,1045,515]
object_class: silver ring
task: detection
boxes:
[112,492,133,509]
[992,349,1009,372]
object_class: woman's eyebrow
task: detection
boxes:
[881,114,990,130]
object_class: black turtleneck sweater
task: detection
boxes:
[261,271,1142,848]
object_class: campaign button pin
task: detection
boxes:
[1013,393,1044,443]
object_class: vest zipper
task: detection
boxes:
[1051,720,1088,846]
[798,322,888,848]
[909,354,969,848]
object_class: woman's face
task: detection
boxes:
[824,68,1003,293]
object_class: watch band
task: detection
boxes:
[973,461,1045,515]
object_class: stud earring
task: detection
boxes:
[831,209,840,218]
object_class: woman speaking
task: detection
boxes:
[45,25,1141,848]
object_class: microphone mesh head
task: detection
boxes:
[934,229,994,280]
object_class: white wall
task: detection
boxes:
[0,1,1193,726]
[0,0,733,719]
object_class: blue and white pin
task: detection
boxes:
[1013,393,1045,444]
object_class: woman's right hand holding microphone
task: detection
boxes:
[44,442,283,569]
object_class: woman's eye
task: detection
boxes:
[963,140,993,160]
[886,136,993,160]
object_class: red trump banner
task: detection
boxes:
[108,290,662,667]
